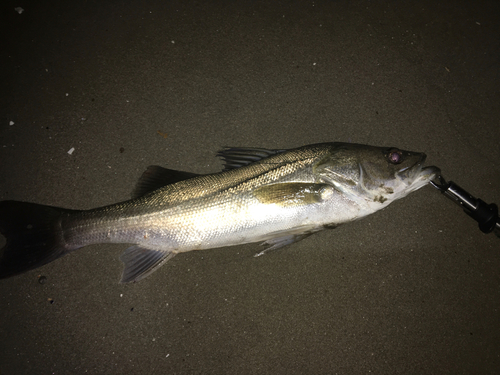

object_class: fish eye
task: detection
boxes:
[387,149,403,164]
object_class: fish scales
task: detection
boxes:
[0,143,439,283]
[64,146,328,251]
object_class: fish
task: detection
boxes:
[0,142,439,283]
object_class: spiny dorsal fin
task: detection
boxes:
[132,166,199,198]
[216,147,286,171]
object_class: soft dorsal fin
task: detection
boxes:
[132,166,199,198]
[216,147,286,170]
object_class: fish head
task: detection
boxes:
[314,143,440,206]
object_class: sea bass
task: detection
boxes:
[0,143,439,283]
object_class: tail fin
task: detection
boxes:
[0,201,76,279]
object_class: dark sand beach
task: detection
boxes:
[1,1,499,373]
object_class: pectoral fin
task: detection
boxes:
[119,245,176,283]
[253,183,334,206]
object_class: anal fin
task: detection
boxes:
[119,245,176,283]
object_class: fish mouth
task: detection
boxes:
[418,165,441,181]
[403,165,441,193]
[397,154,427,182]
[398,151,440,183]
[396,156,441,191]
[412,153,440,181]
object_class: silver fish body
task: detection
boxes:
[0,143,439,283]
